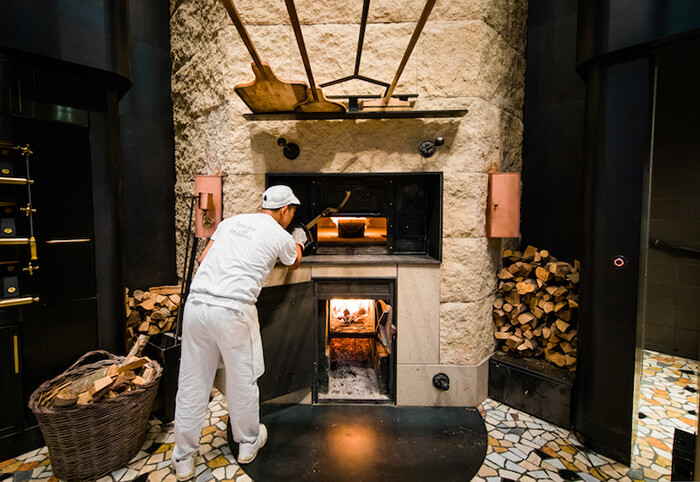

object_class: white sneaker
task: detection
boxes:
[237,424,268,464]
[171,455,195,481]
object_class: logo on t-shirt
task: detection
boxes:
[229,221,255,241]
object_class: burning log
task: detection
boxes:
[493,246,579,371]
[125,286,181,350]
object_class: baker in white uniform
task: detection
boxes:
[171,185,306,480]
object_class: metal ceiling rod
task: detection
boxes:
[354,0,370,76]
[319,0,390,89]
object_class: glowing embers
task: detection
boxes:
[329,298,375,334]
[316,216,387,247]
[330,338,373,368]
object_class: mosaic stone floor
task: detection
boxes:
[0,349,696,481]
[474,350,698,482]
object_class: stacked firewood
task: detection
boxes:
[38,336,157,407]
[125,286,181,348]
[493,246,580,371]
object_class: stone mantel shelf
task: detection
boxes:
[300,254,441,265]
[243,109,467,121]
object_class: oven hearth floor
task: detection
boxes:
[319,366,391,401]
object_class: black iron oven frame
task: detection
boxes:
[266,172,443,260]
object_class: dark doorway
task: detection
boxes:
[643,38,700,359]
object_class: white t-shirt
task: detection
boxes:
[188,213,298,307]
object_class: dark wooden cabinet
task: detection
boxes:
[0,58,105,461]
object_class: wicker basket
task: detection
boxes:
[28,350,163,481]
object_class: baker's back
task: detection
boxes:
[189,213,297,306]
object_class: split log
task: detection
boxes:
[88,376,114,396]
[498,268,514,280]
[149,285,182,296]
[118,356,149,373]
[535,266,551,282]
[150,307,170,322]
[138,297,157,312]
[522,245,538,261]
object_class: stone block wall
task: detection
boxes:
[170,0,526,367]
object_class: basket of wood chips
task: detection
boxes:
[28,335,162,481]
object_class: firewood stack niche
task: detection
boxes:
[125,286,181,350]
[493,246,580,371]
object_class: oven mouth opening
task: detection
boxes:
[318,297,393,403]
[316,217,387,252]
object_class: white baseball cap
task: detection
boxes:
[261,185,301,209]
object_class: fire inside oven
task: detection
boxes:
[316,216,387,248]
[318,297,394,402]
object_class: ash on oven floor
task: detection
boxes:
[318,366,391,401]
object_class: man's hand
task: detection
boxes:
[291,227,307,247]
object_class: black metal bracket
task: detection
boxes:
[433,373,450,390]
[318,0,390,92]
[418,137,444,158]
[278,138,300,160]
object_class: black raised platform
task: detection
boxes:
[489,351,575,429]
[232,404,487,481]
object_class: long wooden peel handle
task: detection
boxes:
[284,0,319,101]
[383,0,437,103]
[220,0,264,70]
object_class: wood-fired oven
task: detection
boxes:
[217,173,442,407]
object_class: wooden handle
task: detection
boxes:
[284,0,319,101]
[219,0,264,70]
[383,0,437,103]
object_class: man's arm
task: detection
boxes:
[288,244,303,270]
[199,239,214,264]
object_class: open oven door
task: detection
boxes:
[256,281,315,401]
[214,281,315,401]
[223,281,314,454]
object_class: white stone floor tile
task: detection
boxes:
[505,460,526,473]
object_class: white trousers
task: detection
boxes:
[173,300,263,461]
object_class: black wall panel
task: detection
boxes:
[119,0,177,290]
[521,0,585,262]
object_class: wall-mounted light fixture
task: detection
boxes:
[194,175,223,238]
[418,137,444,158]
[278,138,300,160]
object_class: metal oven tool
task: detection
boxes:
[20,145,39,275]
[305,190,351,230]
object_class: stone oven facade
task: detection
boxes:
[170,0,527,406]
